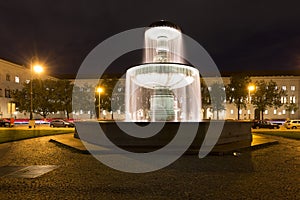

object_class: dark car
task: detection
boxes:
[252,120,280,129]
[50,119,75,128]
[0,119,12,127]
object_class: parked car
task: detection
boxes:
[283,119,300,129]
[0,119,12,127]
[252,120,280,129]
[267,118,286,125]
[50,119,75,128]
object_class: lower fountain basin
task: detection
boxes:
[75,121,252,153]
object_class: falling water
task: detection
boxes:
[143,24,184,63]
[125,21,201,122]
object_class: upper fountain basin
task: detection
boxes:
[126,63,199,89]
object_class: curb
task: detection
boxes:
[49,139,90,154]
[49,137,279,156]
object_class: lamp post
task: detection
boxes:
[29,62,43,127]
[248,85,255,119]
[97,87,103,120]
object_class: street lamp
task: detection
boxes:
[248,84,255,119]
[248,85,255,103]
[29,62,43,128]
[97,87,103,120]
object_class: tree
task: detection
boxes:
[201,78,211,119]
[56,80,73,119]
[98,77,126,119]
[284,102,298,119]
[226,75,251,120]
[210,82,226,120]
[72,84,95,118]
[251,80,287,120]
[98,78,119,112]
[13,79,58,118]
[13,79,74,119]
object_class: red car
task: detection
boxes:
[0,119,13,127]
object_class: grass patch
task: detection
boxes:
[0,129,74,144]
[252,130,300,140]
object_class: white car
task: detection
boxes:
[283,120,300,129]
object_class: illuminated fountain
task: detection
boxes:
[125,21,201,121]
[74,20,252,162]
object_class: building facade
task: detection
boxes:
[2,58,300,121]
[205,76,300,120]
[0,58,56,119]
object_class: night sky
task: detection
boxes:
[1,0,300,76]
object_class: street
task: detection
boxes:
[0,132,299,199]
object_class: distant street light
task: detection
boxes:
[97,87,103,120]
[29,61,43,128]
[248,84,255,119]
[248,85,255,103]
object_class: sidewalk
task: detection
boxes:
[49,133,278,155]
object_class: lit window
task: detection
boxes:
[291,110,295,115]
[282,110,286,114]
[208,87,211,91]
[15,76,20,83]
[282,86,286,90]
[239,110,242,115]
[281,96,287,104]
[247,110,251,114]
[264,110,268,115]
[274,110,277,114]
[230,110,234,115]
[291,86,296,91]
[290,96,296,103]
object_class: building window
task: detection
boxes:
[282,86,286,90]
[291,86,296,91]
[282,110,286,114]
[5,89,11,98]
[264,110,268,115]
[15,76,20,83]
[230,110,234,115]
[274,109,277,114]
[290,96,296,103]
[281,96,287,104]
[291,110,295,115]
[6,74,10,81]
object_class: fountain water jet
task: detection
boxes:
[126,21,201,122]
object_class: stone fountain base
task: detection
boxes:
[75,121,252,153]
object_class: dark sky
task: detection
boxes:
[1,0,300,76]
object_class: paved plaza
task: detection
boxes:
[0,133,299,200]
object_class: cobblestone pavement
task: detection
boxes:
[0,134,299,200]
